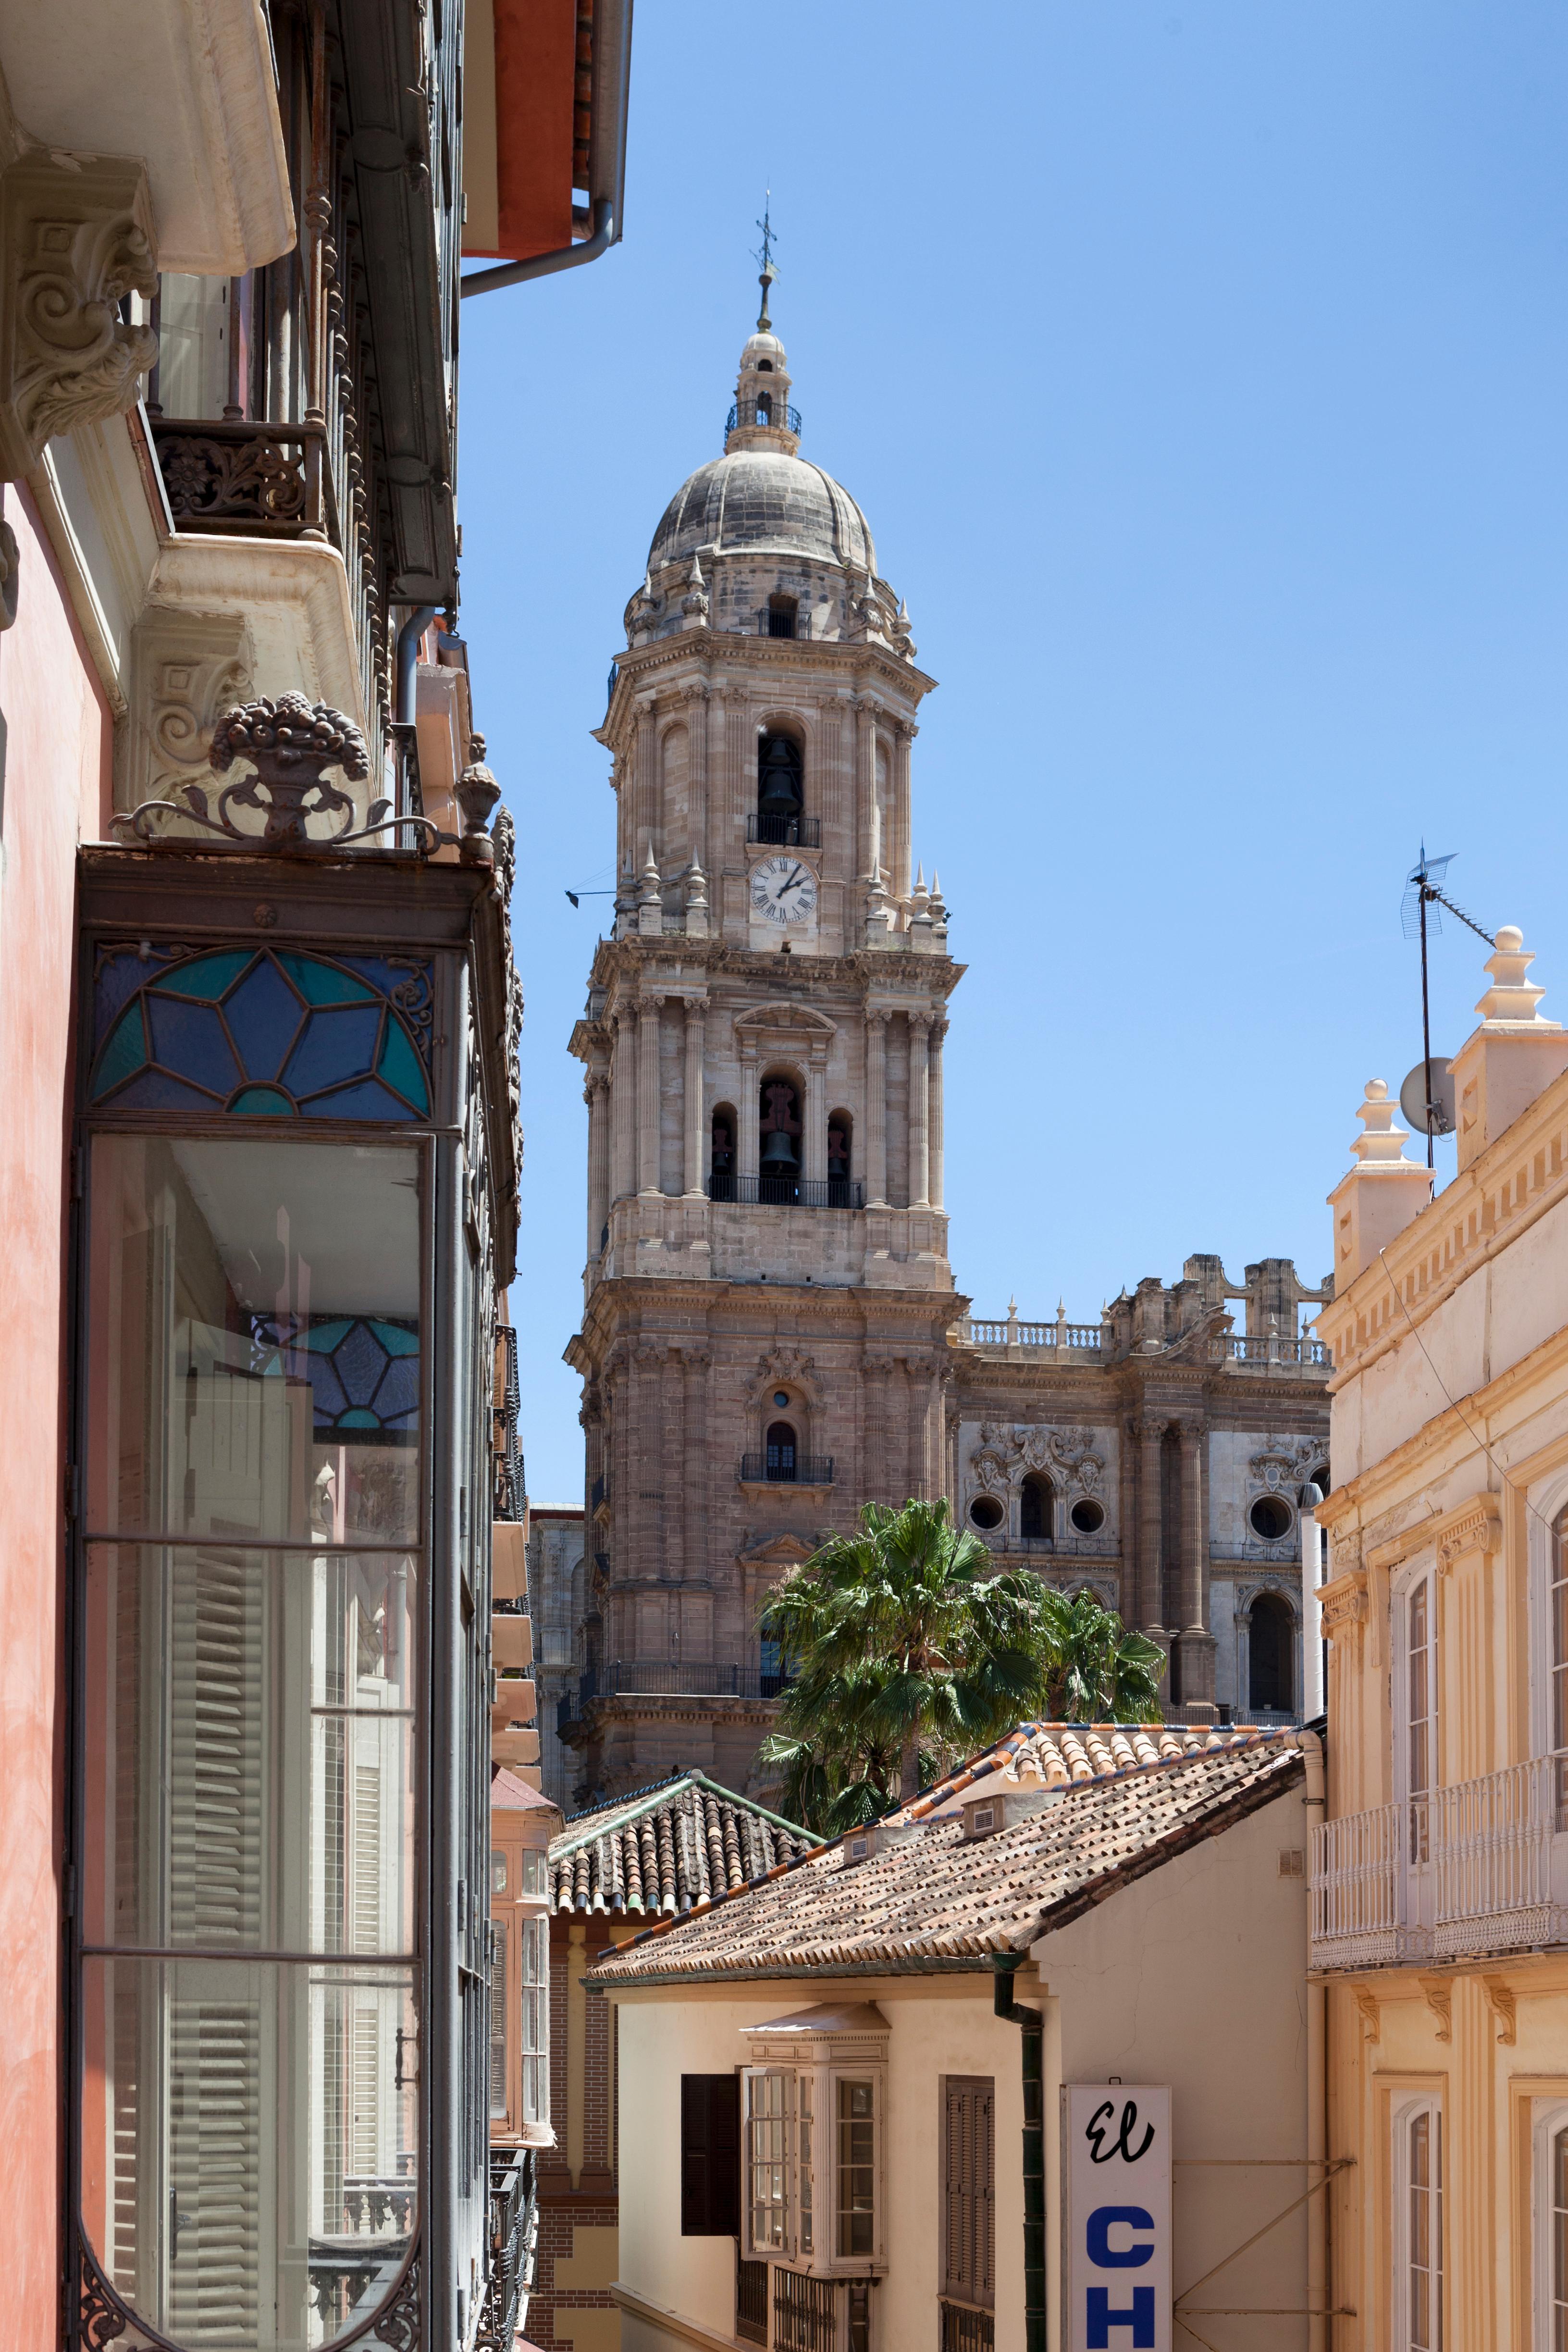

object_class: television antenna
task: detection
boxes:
[1400,845,1494,1170]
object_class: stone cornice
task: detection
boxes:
[1320,1056,1568,1388]
[595,627,937,751]
[581,931,966,1001]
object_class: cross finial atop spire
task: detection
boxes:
[752,191,778,332]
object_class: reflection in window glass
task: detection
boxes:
[1553,2126,1568,2352]
[83,1547,416,1955]
[490,1928,509,2120]
[156,273,229,418]
[1408,1580,1433,1865]
[1407,2106,1442,2352]
[81,1957,417,2351]
[88,1137,421,1542]
[1553,1513,1568,1829]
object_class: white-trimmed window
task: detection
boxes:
[740,2009,889,2279]
[519,1914,548,2126]
[1531,2098,1568,2350]
[1393,2095,1444,2351]
[1552,1513,1568,1827]
[1395,1564,1439,1864]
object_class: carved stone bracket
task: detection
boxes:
[1352,1984,1381,2043]
[1480,1974,1518,2044]
[1319,1570,1370,1641]
[1418,1974,1453,2043]
[0,153,159,478]
[1435,1491,1503,1575]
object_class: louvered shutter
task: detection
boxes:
[168,1554,264,1944]
[489,1926,510,2121]
[167,1993,262,2342]
[681,2074,741,2235]
[942,2076,995,2309]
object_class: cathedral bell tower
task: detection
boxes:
[563,285,965,1801]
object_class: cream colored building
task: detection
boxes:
[589,1721,1319,2352]
[1313,926,1568,2351]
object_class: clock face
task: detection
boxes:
[749,854,818,926]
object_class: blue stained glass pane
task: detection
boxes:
[337,1409,382,1429]
[309,1361,350,1420]
[92,1003,148,1099]
[341,954,431,1014]
[369,1321,420,1358]
[281,1005,383,1098]
[276,952,376,1007]
[228,1084,295,1116]
[110,1069,223,1113]
[95,952,158,1033]
[224,957,306,1080]
[154,950,257,1002]
[304,1319,354,1352]
[146,997,241,1097]
[370,1356,419,1423]
[376,1018,430,1114]
[333,1320,389,1409]
[300,1079,416,1122]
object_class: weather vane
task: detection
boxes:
[752,191,778,332]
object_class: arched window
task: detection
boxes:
[1248,1593,1294,1714]
[1020,1473,1054,1542]
[758,1072,802,1201]
[756,731,804,843]
[756,359,774,372]
[755,392,773,424]
[827,1112,852,1204]
[1552,1510,1568,1824]
[765,1421,798,1481]
[709,1104,736,1202]
[767,593,798,641]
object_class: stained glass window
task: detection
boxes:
[249,1314,421,1443]
[90,947,432,1121]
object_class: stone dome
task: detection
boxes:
[646,450,877,580]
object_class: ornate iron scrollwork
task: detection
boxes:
[112,692,448,854]
[79,2251,128,2351]
[369,2253,420,2351]
[153,425,309,527]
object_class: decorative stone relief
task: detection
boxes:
[1247,1435,1323,1499]
[966,1422,1108,1504]
[1434,1491,1502,1573]
[1417,1976,1453,2043]
[0,153,159,479]
[748,1346,818,1407]
[124,608,252,814]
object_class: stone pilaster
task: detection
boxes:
[738,1035,760,1177]
[682,681,709,875]
[908,1012,932,1209]
[586,1069,611,1255]
[804,1040,828,1183]
[864,1012,889,1206]
[1136,1415,1167,1635]
[611,1009,636,1206]
[637,995,662,1196]
[682,1001,706,1196]
[928,1018,947,1211]
[1173,1418,1216,1704]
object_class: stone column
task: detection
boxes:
[611,1010,636,1205]
[632,697,657,866]
[682,1001,706,1196]
[1174,1419,1216,1706]
[908,1013,932,1209]
[927,1017,947,1211]
[1117,1420,1138,1628]
[663,1344,685,1585]
[1136,1415,1166,1634]
[804,1042,829,1184]
[586,1069,611,1255]
[864,1012,889,1206]
[682,1348,711,1587]
[863,1356,894,1504]
[637,995,662,1196]
[891,717,916,906]
[738,1039,760,1182]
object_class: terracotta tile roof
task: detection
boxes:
[491,1766,559,1816]
[549,1768,814,1918]
[585,1724,1304,1982]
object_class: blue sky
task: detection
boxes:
[458,0,1568,1505]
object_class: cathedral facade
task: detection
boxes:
[559,304,1331,1801]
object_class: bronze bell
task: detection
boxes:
[759,1128,799,1176]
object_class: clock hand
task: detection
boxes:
[775,864,805,899]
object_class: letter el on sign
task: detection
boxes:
[1063,2085,1171,2352]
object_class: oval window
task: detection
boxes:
[1249,1494,1293,1541]
[969,1495,1004,1531]
[1069,1498,1105,1535]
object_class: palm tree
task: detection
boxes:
[1046,1588,1164,1724]
[756,1497,1065,1827]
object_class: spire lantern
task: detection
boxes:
[726,200,801,456]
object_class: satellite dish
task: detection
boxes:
[1400,1058,1456,1137]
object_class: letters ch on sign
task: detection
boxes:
[1064,2085,1172,2352]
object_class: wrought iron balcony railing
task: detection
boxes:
[1310,1756,1568,1970]
[598,1659,794,1701]
[477,2152,534,2352]
[740,1453,834,1486]
[708,1175,864,1210]
[746,813,821,847]
[727,400,803,436]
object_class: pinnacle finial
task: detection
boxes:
[752,192,778,332]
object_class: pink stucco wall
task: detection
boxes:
[0,481,111,2349]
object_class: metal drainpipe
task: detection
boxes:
[395,605,438,727]
[992,1954,1046,2352]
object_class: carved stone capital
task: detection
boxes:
[1319,1569,1369,1640]
[1434,1491,1502,1573]
[0,153,159,479]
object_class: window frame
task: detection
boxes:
[1391,2091,1445,2352]
[1532,2097,1568,2352]
[1526,1468,1568,1827]
[1392,1555,1440,1867]
[739,2057,887,2278]
[940,2074,996,2316]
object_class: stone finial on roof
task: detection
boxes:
[1350,1080,1419,1167]
[1475,925,1553,1028]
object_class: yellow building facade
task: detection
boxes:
[1314,925,1568,2352]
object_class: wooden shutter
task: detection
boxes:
[489,1926,510,2122]
[169,1554,264,1943]
[167,1993,261,2341]
[681,2073,741,2235]
[942,2075,995,2309]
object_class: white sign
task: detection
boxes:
[1062,2084,1172,2352]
